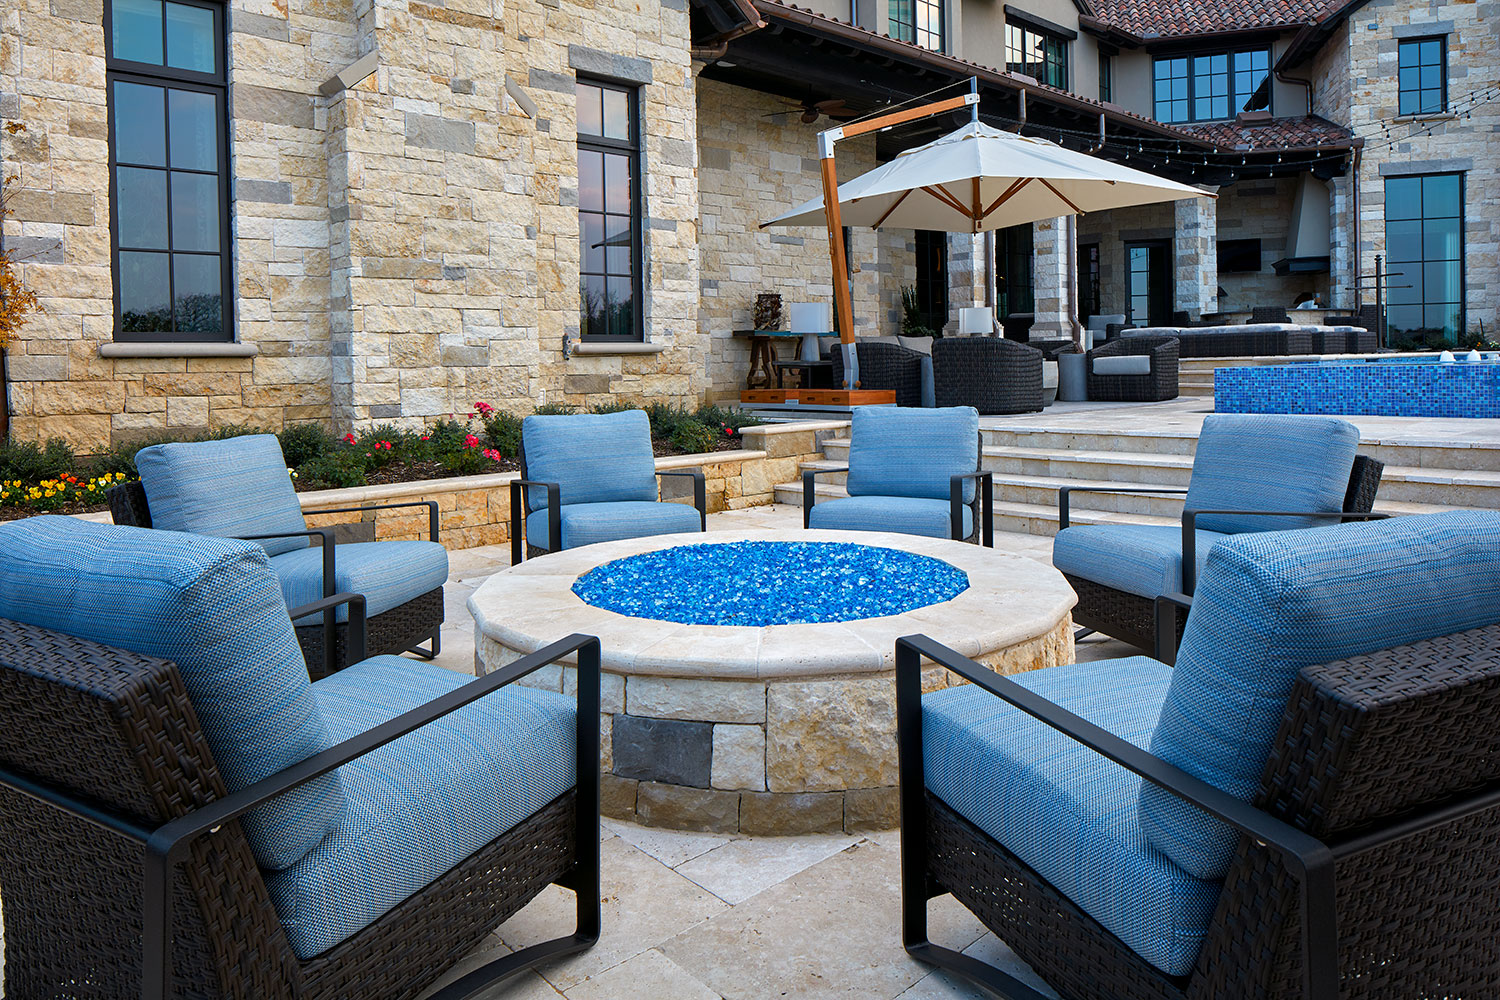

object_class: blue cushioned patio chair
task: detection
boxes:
[1052,413,1384,655]
[0,516,599,1000]
[900,510,1500,1000]
[509,409,706,562]
[803,406,993,545]
[109,433,448,677]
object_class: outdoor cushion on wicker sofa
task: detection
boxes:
[923,657,1219,976]
[276,540,450,625]
[1052,523,1228,600]
[516,410,705,556]
[1141,509,1500,881]
[269,655,575,958]
[0,516,344,871]
[807,406,986,542]
[1090,354,1151,376]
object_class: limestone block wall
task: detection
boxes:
[1076,200,1174,319]
[1174,193,1218,319]
[1213,178,1325,311]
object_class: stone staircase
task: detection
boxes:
[776,423,1500,536]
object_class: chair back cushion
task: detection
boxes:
[521,410,657,511]
[846,405,979,503]
[0,516,344,872]
[1184,414,1358,534]
[136,434,309,556]
[1139,510,1500,879]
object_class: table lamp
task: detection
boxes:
[789,302,832,361]
[959,307,995,337]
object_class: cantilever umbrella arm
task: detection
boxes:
[817,82,980,389]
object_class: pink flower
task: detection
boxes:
[420,435,430,441]
[482,448,503,461]
[474,401,495,416]
[378,440,392,450]
[463,434,479,449]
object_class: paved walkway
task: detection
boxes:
[419,505,1126,999]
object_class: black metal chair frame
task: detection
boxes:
[508,440,707,563]
[108,481,443,678]
[895,631,1500,1000]
[0,593,601,1000]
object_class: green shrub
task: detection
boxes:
[695,404,761,434]
[277,423,330,468]
[483,411,524,457]
[669,420,717,455]
[0,437,76,483]
[298,451,367,489]
[533,403,578,416]
[643,402,693,441]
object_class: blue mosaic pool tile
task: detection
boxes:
[1215,360,1500,419]
[571,540,970,626]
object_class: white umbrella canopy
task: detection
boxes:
[762,121,1209,234]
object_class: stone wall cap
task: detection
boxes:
[99,342,260,359]
[571,341,670,355]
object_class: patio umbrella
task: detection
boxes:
[762,120,1209,234]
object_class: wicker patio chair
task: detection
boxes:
[1307,327,1381,354]
[900,509,1500,1000]
[1084,335,1179,402]
[803,405,993,546]
[1022,338,1081,362]
[829,340,929,407]
[0,515,600,1000]
[109,434,446,677]
[1250,304,1292,324]
[931,337,1044,414]
[510,409,705,562]
[1053,414,1384,654]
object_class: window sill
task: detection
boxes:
[1392,111,1457,123]
[99,342,260,359]
[570,341,668,356]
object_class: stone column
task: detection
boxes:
[1030,217,1071,338]
[1173,190,1218,319]
[1327,174,1354,312]
[942,232,985,334]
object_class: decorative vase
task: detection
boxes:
[754,292,782,332]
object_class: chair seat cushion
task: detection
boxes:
[525,500,701,551]
[1091,355,1152,376]
[923,658,1219,977]
[273,540,449,625]
[1052,523,1228,599]
[808,494,973,540]
[265,655,577,958]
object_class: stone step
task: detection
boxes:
[775,480,846,506]
[797,458,848,488]
[982,446,1196,485]
[986,496,1470,537]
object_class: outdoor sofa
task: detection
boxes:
[1053,413,1384,653]
[803,405,993,545]
[109,434,447,677]
[1123,324,1377,358]
[931,337,1044,414]
[0,516,600,999]
[900,509,1500,999]
[828,339,934,407]
[511,409,706,562]
[1085,335,1179,402]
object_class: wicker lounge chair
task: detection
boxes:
[1053,414,1384,654]
[510,409,705,562]
[1023,338,1081,362]
[1307,327,1381,354]
[1084,335,1179,401]
[803,406,993,545]
[1250,305,1292,324]
[931,338,1044,414]
[900,509,1500,1000]
[0,515,600,1000]
[829,340,931,407]
[109,434,446,677]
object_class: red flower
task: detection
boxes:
[420,435,430,441]
[723,426,734,436]
[463,434,479,449]
[344,432,356,444]
[378,440,392,450]
[474,401,495,416]
[482,448,503,461]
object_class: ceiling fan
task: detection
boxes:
[763,98,855,125]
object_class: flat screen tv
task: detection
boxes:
[1218,238,1262,273]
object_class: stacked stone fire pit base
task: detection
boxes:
[469,529,1076,835]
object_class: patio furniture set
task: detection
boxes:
[1,409,1497,999]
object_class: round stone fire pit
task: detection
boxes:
[469,528,1075,835]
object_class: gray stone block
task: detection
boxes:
[528,68,575,94]
[234,85,314,129]
[647,217,677,231]
[450,77,476,95]
[405,113,475,153]
[564,373,613,395]
[441,345,488,366]
[613,715,713,787]
[49,0,101,22]
[770,235,804,247]
[368,403,401,418]
[5,236,63,264]
[442,264,467,280]
[568,44,653,85]
[661,0,687,9]
[235,179,293,204]
[635,782,739,831]
[700,145,731,171]
[0,93,18,119]
[232,10,290,40]
[659,137,694,168]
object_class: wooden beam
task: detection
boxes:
[1038,178,1085,215]
[821,155,858,374]
[835,94,973,140]
[871,189,912,229]
[980,177,1031,220]
[922,184,971,217]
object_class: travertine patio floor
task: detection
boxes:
[419,503,1126,999]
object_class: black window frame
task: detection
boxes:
[1383,171,1465,345]
[1397,36,1447,116]
[1124,239,1173,328]
[996,223,1034,318]
[1098,51,1112,103]
[575,77,644,343]
[1152,47,1271,124]
[1005,22,1068,89]
[912,230,948,334]
[104,0,233,343]
[1078,241,1101,321]
[889,0,944,52]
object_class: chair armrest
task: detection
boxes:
[950,472,993,547]
[509,479,561,564]
[308,500,440,543]
[1153,592,1192,665]
[239,528,336,600]
[287,592,367,677]
[1181,509,1391,594]
[1058,486,1187,531]
[894,634,1337,1000]
[802,467,849,529]
[658,469,707,531]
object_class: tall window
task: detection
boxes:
[890,0,942,51]
[996,224,1034,318]
[1397,37,1446,115]
[577,79,642,342]
[913,230,948,333]
[1006,23,1067,88]
[1078,243,1101,321]
[1152,49,1269,123]
[1098,52,1112,103]
[1125,240,1171,327]
[106,0,229,341]
[1385,173,1464,344]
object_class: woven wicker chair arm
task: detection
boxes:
[1181,510,1391,593]
[895,633,1338,1000]
[306,500,440,542]
[657,469,707,529]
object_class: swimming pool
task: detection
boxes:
[1216,358,1500,419]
